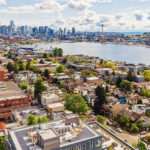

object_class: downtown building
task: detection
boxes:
[5,114,102,150]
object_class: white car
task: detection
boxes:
[117,128,122,133]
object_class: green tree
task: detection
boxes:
[34,78,47,98]
[64,94,88,114]
[101,61,115,69]
[137,97,143,104]
[59,82,65,88]
[38,117,42,123]
[97,115,106,124]
[62,57,68,64]
[44,69,49,79]
[136,120,144,129]
[137,141,147,150]
[120,80,132,92]
[20,83,28,90]
[43,53,49,58]
[19,62,27,71]
[7,62,13,72]
[39,59,44,64]
[143,70,150,81]
[116,76,122,88]
[120,115,130,127]
[8,51,12,59]
[130,123,139,132]
[0,136,7,150]
[41,116,49,123]
[56,65,66,73]
[94,86,107,115]
[54,48,63,57]
[28,115,37,125]
[54,48,58,57]
[58,48,63,57]
[141,88,150,98]
[132,142,137,148]
[38,116,49,123]
[13,63,19,74]
[127,70,135,82]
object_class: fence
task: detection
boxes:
[89,121,136,150]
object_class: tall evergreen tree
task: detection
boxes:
[127,70,135,82]
[116,76,122,88]
[44,69,49,79]
[94,86,107,115]
[34,79,47,99]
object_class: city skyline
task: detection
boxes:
[0,0,150,32]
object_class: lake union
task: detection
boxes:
[38,42,150,65]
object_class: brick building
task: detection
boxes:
[0,81,31,121]
[0,94,31,120]
[0,65,8,81]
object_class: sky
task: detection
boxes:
[0,0,150,32]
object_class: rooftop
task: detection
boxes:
[0,65,7,72]
[38,128,58,140]
[47,103,64,109]
[8,116,101,150]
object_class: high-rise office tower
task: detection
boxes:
[72,27,75,35]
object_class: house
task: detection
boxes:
[132,105,146,115]
[12,107,48,125]
[111,104,128,115]
[34,63,59,73]
[41,92,61,106]
[46,103,64,119]
[135,75,145,83]
[0,65,8,81]
[86,77,101,85]
[100,68,112,76]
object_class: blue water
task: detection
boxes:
[39,42,150,65]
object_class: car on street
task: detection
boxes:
[117,128,122,133]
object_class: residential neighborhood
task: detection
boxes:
[0,39,150,150]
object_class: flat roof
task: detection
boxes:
[42,93,59,99]
[86,77,99,80]
[8,118,101,150]
[0,94,26,101]
[38,128,58,140]
[47,103,64,108]
[0,65,7,71]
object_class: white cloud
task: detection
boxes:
[0,0,6,5]
[0,0,64,14]
[1,0,150,31]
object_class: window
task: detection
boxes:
[82,144,86,150]
[76,145,81,150]
[90,141,93,148]
[71,147,74,150]
[95,139,101,147]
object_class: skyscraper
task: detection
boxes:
[72,27,75,35]
[9,20,15,35]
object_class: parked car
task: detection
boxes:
[117,128,122,133]
[141,131,146,135]
[111,129,115,134]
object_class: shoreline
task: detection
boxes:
[29,41,150,66]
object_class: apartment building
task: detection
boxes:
[0,65,8,81]
[5,114,102,150]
